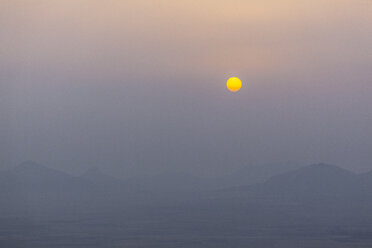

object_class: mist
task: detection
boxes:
[1,0,372,175]
[1,0,372,247]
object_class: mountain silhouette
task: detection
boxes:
[11,161,77,186]
[0,161,140,215]
[218,162,298,187]
[243,163,365,200]
[126,171,209,191]
[2,161,372,217]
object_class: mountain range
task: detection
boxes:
[1,161,372,216]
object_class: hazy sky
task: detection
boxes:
[1,0,372,176]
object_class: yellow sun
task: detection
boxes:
[226,77,242,92]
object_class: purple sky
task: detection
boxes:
[1,0,372,176]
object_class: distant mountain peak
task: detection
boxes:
[295,163,355,176]
[261,163,360,198]
[14,161,49,172]
[8,161,75,185]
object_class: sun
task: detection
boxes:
[226,77,242,92]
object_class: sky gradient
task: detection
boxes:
[1,0,372,176]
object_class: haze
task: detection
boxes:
[1,0,372,177]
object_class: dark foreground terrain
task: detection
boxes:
[2,161,372,247]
